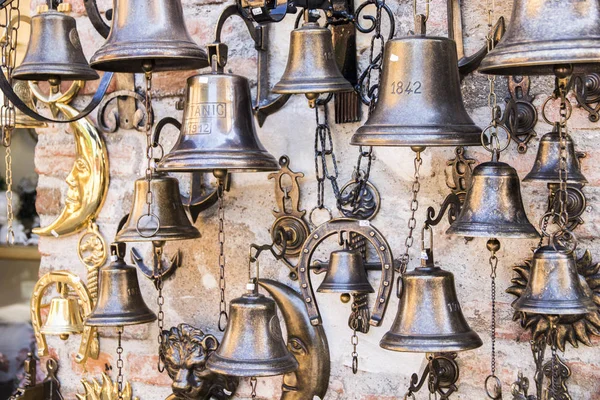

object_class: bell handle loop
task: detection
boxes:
[152,117,181,162]
[135,213,161,239]
[480,124,511,158]
[420,225,433,252]
[413,0,430,23]
[485,374,502,400]
[541,94,573,127]
[218,311,229,332]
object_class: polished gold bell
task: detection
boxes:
[90,0,208,72]
[157,73,279,173]
[41,288,84,340]
[317,247,374,294]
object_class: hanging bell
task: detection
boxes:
[447,161,539,239]
[86,243,157,327]
[524,130,587,184]
[317,248,374,294]
[272,20,353,108]
[157,73,279,173]
[90,0,208,73]
[480,0,600,76]
[13,4,99,82]
[115,172,200,242]
[350,35,480,148]
[206,284,299,377]
[380,249,482,352]
[41,294,84,340]
[514,246,597,315]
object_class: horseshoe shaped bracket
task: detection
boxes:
[297,218,394,327]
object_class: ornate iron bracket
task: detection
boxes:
[83,0,112,39]
[573,73,600,123]
[97,73,152,133]
[405,353,460,400]
[547,182,587,232]
[501,76,538,154]
[10,356,63,400]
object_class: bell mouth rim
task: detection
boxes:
[514,299,597,315]
[446,223,540,239]
[12,64,100,82]
[40,327,83,335]
[523,174,588,184]
[84,312,157,327]
[90,47,209,73]
[157,154,281,174]
[350,129,482,148]
[272,82,354,95]
[115,228,201,242]
[206,355,299,377]
[317,286,375,294]
[379,332,483,353]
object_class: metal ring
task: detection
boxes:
[481,124,511,154]
[550,230,578,254]
[308,206,333,228]
[485,375,502,399]
[541,95,573,126]
[218,311,228,332]
[135,213,161,238]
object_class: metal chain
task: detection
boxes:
[143,71,154,218]
[556,79,570,234]
[116,327,124,400]
[4,146,13,244]
[485,238,502,400]
[155,270,165,372]
[398,152,423,274]
[314,102,340,209]
[350,315,359,374]
[250,377,257,398]
[217,180,228,331]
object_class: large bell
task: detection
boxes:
[13,5,99,82]
[380,249,482,352]
[350,36,480,148]
[317,248,374,294]
[115,172,200,242]
[90,0,208,73]
[272,21,353,107]
[514,246,597,315]
[206,285,299,377]
[524,130,587,184]
[157,73,279,173]
[479,0,600,76]
[41,295,84,340]
[86,243,157,327]
[447,161,539,239]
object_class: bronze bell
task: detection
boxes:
[380,249,482,352]
[480,0,600,75]
[86,243,157,327]
[116,172,200,242]
[41,293,84,340]
[524,130,587,184]
[317,247,374,294]
[206,283,299,377]
[13,5,99,82]
[350,35,480,148]
[90,0,207,73]
[447,161,539,239]
[514,246,597,315]
[272,20,353,107]
[157,73,279,173]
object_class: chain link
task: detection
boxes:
[398,152,422,275]
[485,239,502,400]
[4,146,14,244]
[217,180,228,331]
[314,102,340,209]
[250,377,257,398]
[350,315,360,374]
[155,266,165,373]
[556,80,570,235]
[116,327,124,400]
[144,71,154,216]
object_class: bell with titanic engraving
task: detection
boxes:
[41,296,84,340]
[380,249,482,352]
[351,35,480,148]
[116,172,200,242]
[524,130,587,184]
[317,248,374,294]
[480,0,600,76]
[13,5,99,81]
[157,73,279,173]
[514,246,597,315]
[90,0,208,73]
[86,243,157,327]
[447,161,539,239]
[207,284,299,377]
[272,21,353,108]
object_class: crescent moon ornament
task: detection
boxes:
[258,279,330,400]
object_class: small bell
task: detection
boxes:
[524,130,587,184]
[41,285,84,340]
[317,247,374,294]
[90,0,208,73]
[13,4,99,82]
[86,243,157,327]
[116,172,200,242]
[514,246,597,315]
[157,73,279,173]
[480,0,600,76]
[447,161,539,239]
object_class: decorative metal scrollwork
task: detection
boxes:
[502,76,538,154]
[97,89,152,133]
[573,73,600,123]
[404,353,460,400]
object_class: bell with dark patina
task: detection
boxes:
[90,0,208,73]
[116,172,200,242]
[524,130,587,184]
[13,4,99,81]
[514,246,597,315]
[350,35,480,148]
[380,249,482,352]
[479,0,600,76]
[447,161,539,239]
[41,295,84,340]
[272,20,353,108]
[206,283,299,377]
[317,248,374,294]
[157,73,279,173]
[86,243,157,327]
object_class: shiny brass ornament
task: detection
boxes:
[6,79,47,129]
[317,247,374,294]
[479,0,600,76]
[157,73,279,173]
[90,0,208,73]
[41,294,84,340]
[77,373,138,400]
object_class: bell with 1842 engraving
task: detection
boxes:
[317,247,374,294]
[157,73,279,173]
[41,294,84,340]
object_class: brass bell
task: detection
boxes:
[350,35,480,148]
[90,0,208,73]
[514,246,597,315]
[524,130,587,184]
[206,283,299,377]
[447,161,539,239]
[86,243,157,327]
[13,5,99,82]
[157,73,279,173]
[480,0,600,75]
[41,287,84,340]
[380,249,482,352]
[272,20,353,108]
[116,172,200,242]
[317,247,374,294]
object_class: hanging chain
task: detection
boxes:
[143,71,154,217]
[398,152,422,275]
[350,313,360,374]
[485,239,502,400]
[314,102,340,209]
[155,259,165,372]
[116,326,124,400]
[217,180,228,331]
[250,377,257,398]
[556,76,571,238]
